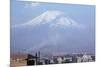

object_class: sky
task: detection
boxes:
[10,0,95,55]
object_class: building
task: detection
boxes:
[81,54,93,62]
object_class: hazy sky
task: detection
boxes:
[11,0,95,55]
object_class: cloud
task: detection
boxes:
[17,0,41,8]
[24,2,41,8]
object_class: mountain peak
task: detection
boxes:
[13,10,63,27]
[13,10,84,29]
[25,10,64,26]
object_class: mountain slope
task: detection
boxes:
[11,10,95,55]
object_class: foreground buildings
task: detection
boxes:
[10,52,95,67]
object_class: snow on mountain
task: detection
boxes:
[13,10,63,27]
[13,10,84,29]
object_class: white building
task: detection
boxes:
[82,54,92,62]
[57,57,63,64]
[77,57,82,62]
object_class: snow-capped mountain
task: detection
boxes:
[11,10,94,55]
[13,10,83,29]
